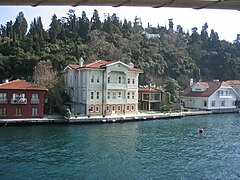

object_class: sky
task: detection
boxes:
[0,5,240,42]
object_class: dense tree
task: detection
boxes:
[1,9,240,104]
[49,14,61,44]
[91,9,102,30]
[13,12,28,40]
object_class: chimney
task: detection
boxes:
[128,62,134,68]
[79,57,84,67]
[190,78,194,86]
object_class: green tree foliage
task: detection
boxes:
[49,14,61,44]
[1,9,240,103]
[13,12,28,40]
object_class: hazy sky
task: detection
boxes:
[0,6,240,42]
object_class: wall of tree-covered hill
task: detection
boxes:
[1,9,240,95]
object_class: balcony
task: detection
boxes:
[11,98,27,104]
[31,99,39,104]
[218,95,233,99]
[0,98,7,104]
[107,83,127,90]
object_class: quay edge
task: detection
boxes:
[1,110,239,126]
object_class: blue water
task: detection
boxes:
[1,114,240,179]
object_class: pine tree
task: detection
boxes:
[91,9,101,30]
[13,12,28,40]
[49,14,61,44]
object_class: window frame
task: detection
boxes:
[90,92,94,99]
[15,108,22,116]
[32,107,38,116]
[0,107,7,116]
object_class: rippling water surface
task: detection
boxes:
[1,114,240,179]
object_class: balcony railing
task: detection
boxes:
[0,98,7,104]
[107,83,127,90]
[11,98,27,104]
[31,99,39,104]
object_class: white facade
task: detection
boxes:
[181,82,239,110]
[64,60,142,116]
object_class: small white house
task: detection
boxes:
[180,81,240,111]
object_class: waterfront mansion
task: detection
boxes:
[63,58,143,116]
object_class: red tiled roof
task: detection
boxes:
[197,82,209,88]
[129,68,144,72]
[139,87,162,93]
[180,81,231,97]
[67,60,143,72]
[226,80,240,85]
[83,60,113,68]
[68,64,80,69]
[0,79,47,91]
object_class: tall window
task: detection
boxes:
[119,76,122,83]
[97,76,100,83]
[91,75,94,83]
[32,94,38,99]
[132,92,135,99]
[131,105,135,111]
[32,108,38,115]
[212,101,215,107]
[112,92,117,99]
[15,108,22,116]
[0,93,6,100]
[221,101,225,107]
[118,92,122,99]
[95,105,100,112]
[132,78,135,84]
[96,92,100,99]
[108,92,111,99]
[0,108,6,116]
[128,78,130,84]
[91,92,94,99]
[106,105,110,112]
[127,105,130,111]
[0,93,7,103]
[112,105,115,111]
[118,105,121,111]
[108,76,110,83]
[127,92,130,99]
[89,106,94,112]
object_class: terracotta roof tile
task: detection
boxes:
[129,68,144,72]
[83,60,113,68]
[67,60,143,72]
[68,64,80,69]
[226,80,240,85]
[0,79,47,91]
[180,81,230,97]
[139,87,162,93]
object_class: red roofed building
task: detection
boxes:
[0,79,47,119]
[63,58,143,116]
[138,87,163,110]
[180,80,240,111]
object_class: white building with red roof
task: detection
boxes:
[180,80,240,111]
[63,58,143,116]
[0,79,47,119]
